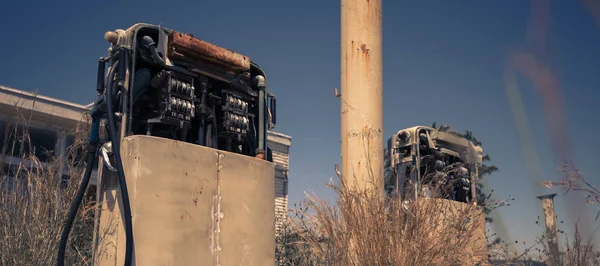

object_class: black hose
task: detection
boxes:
[56,60,119,265]
[106,60,135,266]
[56,145,97,266]
[142,35,197,78]
[205,123,212,147]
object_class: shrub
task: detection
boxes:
[278,166,489,266]
[0,100,93,266]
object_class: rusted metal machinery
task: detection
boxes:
[384,125,483,204]
[385,125,489,265]
[57,23,277,266]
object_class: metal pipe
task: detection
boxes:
[471,164,478,204]
[210,98,218,149]
[415,143,421,200]
[341,0,384,196]
[270,96,277,125]
[537,193,560,266]
[198,78,208,146]
[118,48,129,140]
[118,48,127,82]
[96,59,106,94]
[255,75,266,151]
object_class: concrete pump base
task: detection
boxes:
[92,135,275,266]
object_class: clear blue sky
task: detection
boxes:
[1,0,598,252]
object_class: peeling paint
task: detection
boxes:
[360,44,369,54]
[168,30,250,73]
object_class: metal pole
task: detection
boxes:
[471,163,478,204]
[537,193,560,266]
[341,0,384,197]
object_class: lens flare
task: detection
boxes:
[504,0,594,240]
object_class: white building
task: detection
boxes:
[268,131,292,233]
[0,85,291,230]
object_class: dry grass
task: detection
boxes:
[276,161,600,266]
[0,98,597,266]
[277,165,489,266]
[0,100,93,266]
[560,224,599,266]
[539,162,600,266]
[542,162,600,220]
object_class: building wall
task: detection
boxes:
[0,86,94,189]
[267,132,292,234]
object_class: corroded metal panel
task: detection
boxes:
[415,198,489,266]
[92,135,275,266]
[168,30,251,73]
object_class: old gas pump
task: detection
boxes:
[58,23,278,266]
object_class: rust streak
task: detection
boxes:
[360,44,369,55]
[168,30,251,73]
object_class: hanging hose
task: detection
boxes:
[57,58,134,266]
[105,59,134,266]
[56,61,114,265]
[56,144,97,266]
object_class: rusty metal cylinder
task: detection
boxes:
[340,0,384,195]
[538,193,560,266]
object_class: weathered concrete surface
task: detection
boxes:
[416,198,489,266]
[92,135,275,266]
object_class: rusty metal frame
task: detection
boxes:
[168,30,250,74]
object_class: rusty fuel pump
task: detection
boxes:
[58,23,278,266]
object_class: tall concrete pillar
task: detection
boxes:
[537,193,560,265]
[340,0,384,196]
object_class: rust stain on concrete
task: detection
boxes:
[360,44,369,55]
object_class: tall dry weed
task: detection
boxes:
[560,223,599,266]
[279,164,489,266]
[0,100,94,266]
[542,162,600,220]
[538,163,600,265]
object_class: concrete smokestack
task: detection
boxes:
[340,0,384,197]
[537,193,560,265]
